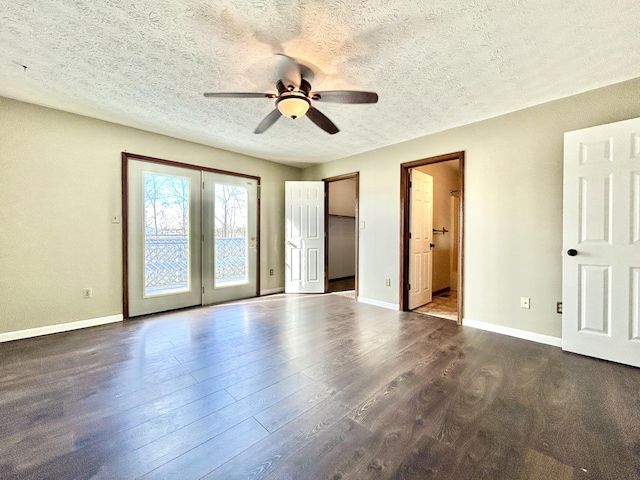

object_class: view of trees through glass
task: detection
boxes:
[143,173,190,296]
[142,173,249,295]
[214,184,248,286]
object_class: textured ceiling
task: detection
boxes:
[1,1,640,167]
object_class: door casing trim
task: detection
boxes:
[399,151,464,323]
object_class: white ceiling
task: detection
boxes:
[1,1,639,168]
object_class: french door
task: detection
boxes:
[125,156,258,318]
[202,172,258,305]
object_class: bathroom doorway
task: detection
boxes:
[400,152,464,323]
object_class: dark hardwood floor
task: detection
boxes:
[328,276,356,293]
[1,294,639,479]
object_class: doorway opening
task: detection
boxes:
[324,173,359,299]
[400,152,464,324]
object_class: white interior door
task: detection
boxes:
[127,160,202,317]
[409,170,433,310]
[563,116,640,368]
[202,172,258,305]
[285,181,325,293]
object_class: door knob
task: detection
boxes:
[567,249,578,256]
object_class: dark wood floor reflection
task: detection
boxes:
[1,294,639,479]
[328,276,355,293]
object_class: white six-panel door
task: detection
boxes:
[285,181,325,293]
[409,170,434,310]
[563,116,640,368]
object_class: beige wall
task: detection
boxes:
[0,97,301,335]
[3,77,640,340]
[328,178,356,216]
[302,77,640,338]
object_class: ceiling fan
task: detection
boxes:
[203,55,378,135]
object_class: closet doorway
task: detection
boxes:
[400,152,464,323]
[324,173,359,299]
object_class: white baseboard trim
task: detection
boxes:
[463,318,562,348]
[357,296,400,311]
[260,287,285,296]
[0,314,124,343]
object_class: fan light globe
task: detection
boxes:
[277,96,310,119]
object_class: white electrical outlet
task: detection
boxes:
[385,279,391,286]
[83,288,92,299]
[111,214,121,224]
[520,297,530,309]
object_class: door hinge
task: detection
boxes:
[202,286,205,294]
[408,232,411,239]
[407,283,411,291]
[202,181,205,189]
[409,180,412,188]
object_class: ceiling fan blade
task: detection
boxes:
[275,54,302,89]
[254,109,282,134]
[306,106,339,134]
[311,91,379,104]
[204,92,275,98]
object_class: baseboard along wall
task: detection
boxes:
[0,314,124,343]
[462,318,562,348]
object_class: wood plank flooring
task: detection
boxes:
[1,294,639,479]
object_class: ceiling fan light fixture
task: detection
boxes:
[276,96,310,119]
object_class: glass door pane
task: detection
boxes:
[144,173,191,296]
[214,183,248,287]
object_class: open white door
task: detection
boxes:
[408,170,433,309]
[285,181,325,293]
[563,116,640,368]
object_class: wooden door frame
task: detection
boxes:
[399,152,464,324]
[121,152,261,319]
[323,172,359,298]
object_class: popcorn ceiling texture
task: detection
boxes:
[1,0,639,166]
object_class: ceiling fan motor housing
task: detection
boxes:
[275,79,312,119]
